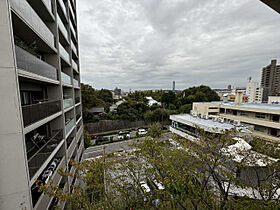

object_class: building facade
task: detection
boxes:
[261,60,280,102]
[245,79,263,103]
[192,101,280,143]
[0,0,83,209]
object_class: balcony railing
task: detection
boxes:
[71,40,77,55]
[72,59,78,71]
[59,43,70,63]
[22,100,61,127]
[10,0,55,47]
[75,97,80,104]
[58,0,67,18]
[15,46,57,80]
[61,72,72,85]
[65,118,75,136]
[76,113,81,122]
[73,78,79,87]
[63,98,73,110]
[66,137,74,148]
[57,15,68,41]
[28,130,63,179]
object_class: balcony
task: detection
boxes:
[75,97,80,104]
[63,98,73,110]
[22,100,61,127]
[70,21,76,40]
[66,136,75,148]
[69,2,76,23]
[42,0,52,13]
[15,46,57,81]
[72,59,78,71]
[57,15,68,41]
[76,113,81,122]
[10,0,55,48]
[57,0,67,19]
[73,78,79,88]
[65,118,75,136]
[59,43,70,63]
[71,40,77,55]
[28,130,63,179]
[61,72,72,85]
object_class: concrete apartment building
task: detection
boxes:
[192,93,280,143]
[246,78,263,103]
[0,0,83,209]
[261,60,280,102]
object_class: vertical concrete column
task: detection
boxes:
[0,0,32,209]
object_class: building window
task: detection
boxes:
[240,111,249,116]
[272,115,279,122]
[220,108,225,113]
[209,107,218,109]
[255,113,265,119]
[233,110,237,116]
[254,125,265,132]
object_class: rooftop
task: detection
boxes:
[171,114,235,131]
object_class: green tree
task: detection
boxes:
[179,104,192,113]
[83,128,92,148]
[147,122,162,138]
[38,131,280,210]
[144,110,153,124]
[161,91,176,105]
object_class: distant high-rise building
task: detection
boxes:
[172,81,176,91]
[227,85,232,91]
[246,78,263,103]
[0,0,83,209]
[261,60,280,102]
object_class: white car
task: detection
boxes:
[118,131,130,139]
[138,128,147,135]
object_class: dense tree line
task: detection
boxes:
[82,84,220,124]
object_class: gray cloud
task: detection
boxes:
[77,0,280,90]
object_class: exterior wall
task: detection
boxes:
[0,0,31,209]
[0,0,84,209]
[246,80,263,103]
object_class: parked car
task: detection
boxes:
[96,136,109,142]
[118,131,130,139]
[138,128,147,135]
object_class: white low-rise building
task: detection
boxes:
[245,79,263,103]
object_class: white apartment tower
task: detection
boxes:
[246,78,263,103]
[0,0,84,209]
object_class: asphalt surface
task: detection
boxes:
[84,132,172,159]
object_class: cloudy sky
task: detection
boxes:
[77,0,280,91]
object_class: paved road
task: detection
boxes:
[84,139,136,159]
[84,132,173,159]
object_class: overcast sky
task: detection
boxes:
[77,0,280,91]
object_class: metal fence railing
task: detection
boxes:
[28,130,63,179]
[22,100,61,127]
[15,46,57,80]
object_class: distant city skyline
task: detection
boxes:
[78,0,280,90]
